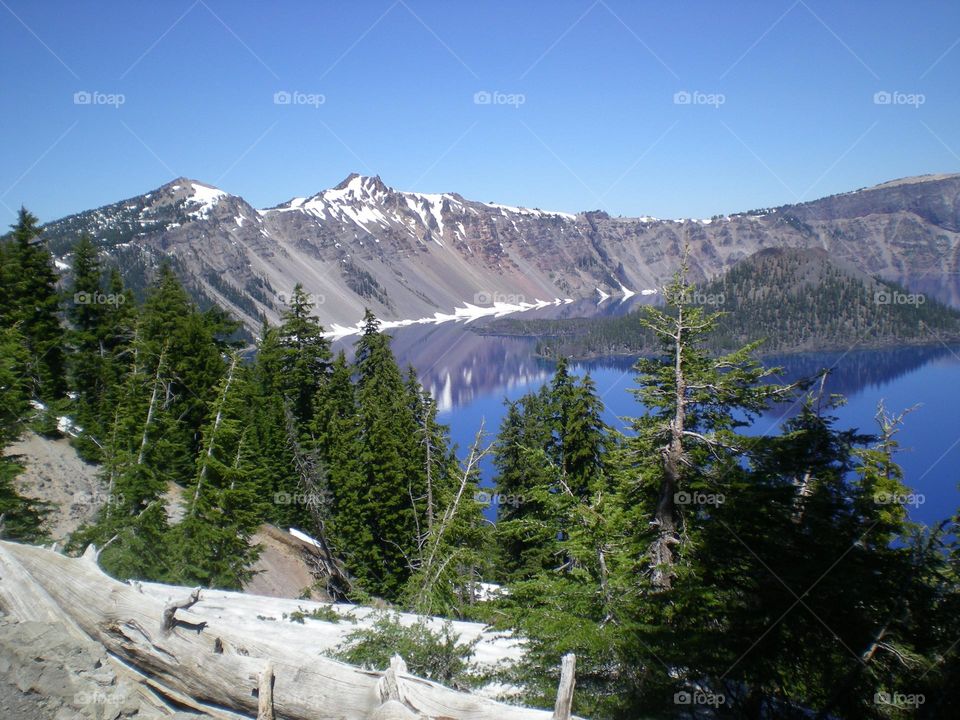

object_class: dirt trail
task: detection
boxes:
[5,432,102,542]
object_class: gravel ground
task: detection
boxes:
[5,432,102,542]
[0,614,200,720]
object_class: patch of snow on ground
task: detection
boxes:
[325,292,583,340]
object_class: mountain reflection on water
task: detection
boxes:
[368,314,960,527]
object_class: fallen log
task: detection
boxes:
[0,540,580,720]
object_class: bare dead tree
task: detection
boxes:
[282,404,353,599]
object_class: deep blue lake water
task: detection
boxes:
[379,322,960,528]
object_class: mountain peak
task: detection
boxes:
[332,173,391,196]
[156,177,229,199]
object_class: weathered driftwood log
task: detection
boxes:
[370,700,421,719]
[257,660,275,720]
[553,654,576,720]
[0,540,578,720]
[378,654,409,704]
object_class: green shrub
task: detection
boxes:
[285,604,356,624]
[330,612,478,688]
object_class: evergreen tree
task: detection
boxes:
[626,264,793,591]
[8,208,66,400]
[169,354,264,589]
[72,266,227,580]
[66,234,109,456]
[276,284,331,430]
[400,369,489,617]
[493,388,561,581]
[0,325,50,541]
[317,350,367,573]
[494,360,610,583]
[402,427,489,619]
[248,322,302,528]
[352,309,422,599]
[138,264,226,478]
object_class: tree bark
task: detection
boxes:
[650,312,685,590]
[0,540,574,720]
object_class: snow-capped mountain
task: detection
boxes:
[38,172,960,330]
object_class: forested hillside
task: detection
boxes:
[2,212,959,718]
[482,247,960,359]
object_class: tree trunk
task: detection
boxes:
[193,353,239,512]
[0,540,577,720]
[650,312,685,590]
[136,343,168,467]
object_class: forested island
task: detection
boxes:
[479,247,960,360]
[2,213,959,719]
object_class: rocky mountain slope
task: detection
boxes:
[39,172,960,331]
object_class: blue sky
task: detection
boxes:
[1,0,958,225]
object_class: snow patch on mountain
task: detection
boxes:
[186,183,228,219]
[324,294,577,341]
[483,201,576,220]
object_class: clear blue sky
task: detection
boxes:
[2,0,958,225]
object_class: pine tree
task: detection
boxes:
[73,332,178,579]
[493,388,560,581]
[138,264,226,478]
[65,234,110,457]
[277,284,331,430]
[626,263,793,591]
[402,426,490,618]
[248,322,304,529]
[0,325,50,541]
[8,208,66,400]
[316,351,367,573]
[352,310,422,599]
[169,353,264,589]
[98,268,137,414]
